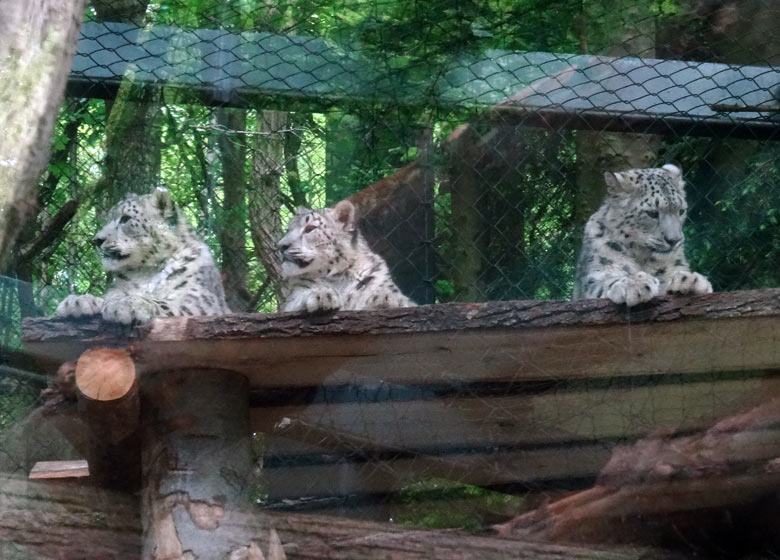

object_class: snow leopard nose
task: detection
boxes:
[663,235,681,247]
[92,236,105,248]
[277,241,290,253]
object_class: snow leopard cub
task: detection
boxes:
[277,200,415,312]
[573,164,712,307]
[56,188,230,324]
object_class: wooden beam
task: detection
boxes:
[255,374,780,450]
[257,373,780,497]
[29,459,89,480]
[22,290,780,387]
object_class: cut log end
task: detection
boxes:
[76,347,136,401]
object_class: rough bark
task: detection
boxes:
[248,110,288,306]
[216,108,251,312]
[0,475,683,560]
[140,368,253,559]
[97,77,162,204]
[0,475,142,559]
[0,0,87,267]
[443,123,489,302]
[92,0,161,206]
[22,289,780,387]
[495,397,780,555]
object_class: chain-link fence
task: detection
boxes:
[6,0,780,330]
[2,0,780,538]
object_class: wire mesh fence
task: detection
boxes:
[7,0,778,325]
[2,0,780,541]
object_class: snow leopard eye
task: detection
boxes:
[303,223,317,234]
[119,215,131,224]
[645,210,659,219]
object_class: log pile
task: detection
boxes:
[496,397,780,556]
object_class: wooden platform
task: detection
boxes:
[22,289,780,505]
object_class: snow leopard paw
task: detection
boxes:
[605,272,660,307]
[56,294,104,318]
[304,288,342,313]
[102,294,162,324]
[662,271,712,296]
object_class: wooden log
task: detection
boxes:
[0,475,685,560]
[0,475,141,559]
[39,353,142,491]
[75,347,139,444]
[140,368,253,559]
[21,290,780,386]
[0,0,86,266]
[494,397,780,554]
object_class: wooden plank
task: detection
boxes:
[255,374,780,452]
[21,290,780,387]
[29,459,89,479]
[262,445,613,499]
[258,373,780,499]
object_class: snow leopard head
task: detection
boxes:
[604,164,688,254]
[92,188,185,272]
[277,200,358,279]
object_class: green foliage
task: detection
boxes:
[393,478,526,531]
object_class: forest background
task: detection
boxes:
[2,0,780,353]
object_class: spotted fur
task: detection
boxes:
[56,188,230,323]
[277,200,415,312]
[573,164,712,307]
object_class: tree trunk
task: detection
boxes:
[92,0,161,206]
[140,368,252,559]
[98,78,162,204]
[0,0,87,267]
[248,110,288,307]
[285,113,308,208]
[216,108,251,312]
[573,1,660,228]
[444,123,489,302]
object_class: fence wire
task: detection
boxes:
[2,0,780,535]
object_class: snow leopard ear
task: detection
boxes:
[662,163,683,181]
[332,200,356,231]
[604,171,636,195]
[154,187,179,227]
